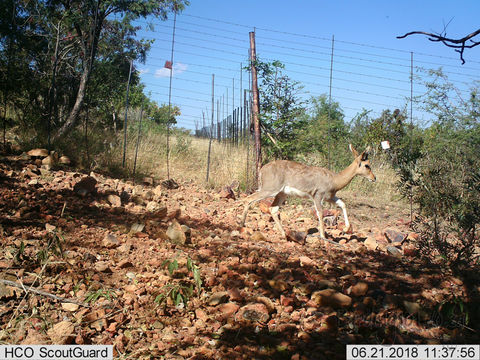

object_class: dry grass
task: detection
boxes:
[101,132,406,213]
[102,132,255,190]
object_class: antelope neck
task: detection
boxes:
[332,160,358,191]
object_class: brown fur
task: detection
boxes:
[240,144,376,238]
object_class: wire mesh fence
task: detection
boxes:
[138,14,480,132]
[130,13,480,186]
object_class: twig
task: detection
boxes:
[0,278,89,307]
[60,201,67,217]
[451,319,477,333]
[397,28,480,64]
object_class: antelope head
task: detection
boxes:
[349,144,376,182]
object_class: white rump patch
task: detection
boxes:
[283,186,310,198]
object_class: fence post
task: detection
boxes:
[166,11,177,180]
[409,52,414,223]
[249,31,262,185]
[206,74,214,183]
[133,102,144,180]
[122,59,133,168]
[327,35,334,170]
[245,89,250,189]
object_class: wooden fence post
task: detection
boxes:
[249,31,262,185]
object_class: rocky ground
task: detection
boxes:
[0,153,478,360]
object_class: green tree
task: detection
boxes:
[297,95,350,169]
[52,0,188,140]
[255,59,306,160]
[149,103,180,126]
[0,0,188,144]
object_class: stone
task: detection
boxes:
[287,230,307,244]
[130,223,145,233]
[208,291,229,306]
[42,155,55,166]
[118,243,131,253]
[317,279,337,290]
[384,228,406,244]
[364,236,378,251]
[299,255,316,267]
[329,228,343,238]
[59,156,71,165]
[236,303,270,323]
[146,201,167,217]
[153,185,163,197]
[227,288,243,302]
[217,302,240,320]
[407,232,420,241]
[219,186,235,200]
[251,232,266,242]
[311,289,352,308]
[62,303,79,312]
[318,314,339,333]
[142,190,155,201]
[102,233,119,249]
[280,295,295,307]
[47,321,74,344]
[386,245,402,258]
[195,309,208,322]
[94,261,112,273]
[21,329,49,345]
[349,282,369,297]
[27,148,49,157]
[166,219,186,245]
[180,224,191,235]
[107,194,121,207]
[230,230,241,238]
[258,200,272,214]
[73,176,97,196]
[403,245,417,257]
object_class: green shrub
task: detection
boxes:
[396,70,480,273]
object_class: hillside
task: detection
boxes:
[0,153,477,360]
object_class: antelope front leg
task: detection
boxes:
[271,192,287,238]
[313,197,326,239]
[332,196,352,233]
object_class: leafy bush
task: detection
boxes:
[396,70,480,273]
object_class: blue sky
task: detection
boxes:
[135,1,480,131]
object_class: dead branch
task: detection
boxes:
[0,278,89,307]
[397,28,480,64]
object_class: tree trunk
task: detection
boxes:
[53,66,89,141]
[53,10,104,142]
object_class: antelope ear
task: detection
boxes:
[349,144,359,157]
[361,150,369,161]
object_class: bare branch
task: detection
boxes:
[397,28,480,64]
[1,278,89,307]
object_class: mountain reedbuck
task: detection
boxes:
[240,144,376,239]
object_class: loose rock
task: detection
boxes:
[311,289,352,308]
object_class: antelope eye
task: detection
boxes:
[365,164,370,169]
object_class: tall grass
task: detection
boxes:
[99,128,256,191]
[96,125,400,208]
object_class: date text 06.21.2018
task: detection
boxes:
[346,345,479,360]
